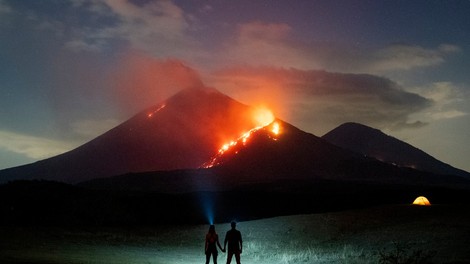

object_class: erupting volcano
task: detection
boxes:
[0,87,282,183]
[1,87,469,189]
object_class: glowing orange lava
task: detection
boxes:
[271,122,280,135]
[147,104,166,118]
[200,108,281,168]
[253,107,275,127]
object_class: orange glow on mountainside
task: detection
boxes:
[202,108,281,168]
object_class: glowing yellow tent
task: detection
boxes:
[412,196,431,206]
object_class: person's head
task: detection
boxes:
[231,221,236,229]
[208,224,215,234]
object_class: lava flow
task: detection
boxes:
[202,108,281,168]
[147,104,166,118]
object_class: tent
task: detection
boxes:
[412,196,431,206]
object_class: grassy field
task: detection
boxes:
[1,204,469,264]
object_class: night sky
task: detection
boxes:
[1,0,469,173]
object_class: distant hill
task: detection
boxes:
[322,122,470,179]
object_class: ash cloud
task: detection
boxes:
[109,51,205,116]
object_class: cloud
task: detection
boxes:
[211,66,432,134]
[220,22,460,75]
[220,22,318,69]
[0,0,11,14]
[11,3,458,77]
[64,39,104,52]
[0,130,76,159]
[311,43,461,74]
[418,82,464,105]
[199,4,213,14]
[238,21,291,41]
[66,0,199,57]
[410,82,468,121]
[364,44,461,73]
[390,121,428,131]
[430,110,466,120]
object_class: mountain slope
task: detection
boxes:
[0,87,262,183]
[81,120,470,193]
[322,122,470,178]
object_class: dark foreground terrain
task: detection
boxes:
[1,180,470,263]
[1,179,470,226]
[1,204,470,263]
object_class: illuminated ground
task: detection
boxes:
[1,204,469,264]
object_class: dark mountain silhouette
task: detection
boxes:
[322,122,470,179]
[81,119,470,193]
[2,89,469,189]
[0,87,263,183]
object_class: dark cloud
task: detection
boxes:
[212,66,432,134]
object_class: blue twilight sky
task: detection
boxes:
[1,0,469,172]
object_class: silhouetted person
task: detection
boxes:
[224,221,243,264]
[205,225,224,264]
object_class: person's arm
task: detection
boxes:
[217,235,224,252]
[223,232,228,251]
[205,237,208,253]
